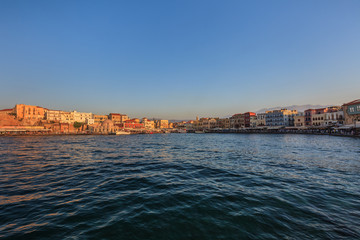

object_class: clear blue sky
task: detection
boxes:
[1,0,360,119]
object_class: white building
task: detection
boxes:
[325,110,344,126]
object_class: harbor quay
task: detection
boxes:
[0,99,359,137]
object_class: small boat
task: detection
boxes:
[115,131,131,135]
[195,130,205,133]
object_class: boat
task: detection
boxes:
[115,131,131,135]
[195,130,205,133]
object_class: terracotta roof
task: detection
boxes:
[343,99,360,106]
[0,108,13,111]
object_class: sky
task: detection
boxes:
[1,0,360,119]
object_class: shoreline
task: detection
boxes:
[0,131,359,138]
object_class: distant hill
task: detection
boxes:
[256,104,332,114]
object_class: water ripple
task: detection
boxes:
[0,134,360,239]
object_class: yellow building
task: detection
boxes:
[154,119,169,129]
[294,115,305,127]
[93,114,108,124]
[312,113,326,127]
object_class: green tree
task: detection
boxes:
[73,122,83,129]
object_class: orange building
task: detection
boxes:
[14,104,47,122]
[109,113,129,124]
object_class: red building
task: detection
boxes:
[244,112,256,128]
[116,119,144,129]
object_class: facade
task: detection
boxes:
[201,118,218,129]
[85,118,95,125]
[154,120,169,129]
[60,112,74,123]
[142,118,155,129]
[218,118,230,129]
[324,110,344,126]
[304,109,317,126]
[265,109,298,127]
[230,114,244,128]
[93,114,108,124]
[305,107,341,126]
[256,113,266,127]
[14,104,47,122]
[312,113,326,127]
[118,119,144,129]
[90,119,120,134]
[294,112,305,127]
[244,112,256,128]
[109,113,129,124]
[342,99,360,126]
[45,110,63,122]
[72,111,92,123]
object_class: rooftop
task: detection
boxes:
[343,99,360,106]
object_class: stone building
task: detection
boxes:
[90,119,120,134]
[230,114,244,128]
[342,99,360,126]
[14,104,47,123]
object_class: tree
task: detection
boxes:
[73,122,83,129]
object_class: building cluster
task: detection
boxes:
[1,99,359,135]
[0,104,173,134]
[174,99,360,131]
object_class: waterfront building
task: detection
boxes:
[230,114,244,128]
[14,104,47,122]
[85,118,95,125]
[142,118,155,129]
[109,113,129,124]
[118,119,144,129]
[244,112,256,128]
[90,119,120,134]
[72,111,93,123]
[250,115,257,128]
[60,112,74,123]
[265,109,298,127]
[218,118,230,129]
[45,110,63,122]
[324,110,344,126]
[256,113,266,127]
[305,109,317,126]
[294,112,305,127]
[185,120,194,129]
[305,107,341,127]
[93,114,108,124]
[312,113,326,127]
[42,122,75,133]
[342,99,360,126]
[201,118,218,129]
[154,120,169,129]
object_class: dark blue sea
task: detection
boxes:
[1,134,360,239]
